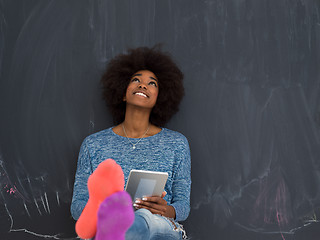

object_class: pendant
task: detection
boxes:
[132,145,136,149]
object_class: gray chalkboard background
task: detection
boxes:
[1,0,320,239]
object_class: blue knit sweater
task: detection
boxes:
[71,127,191,222]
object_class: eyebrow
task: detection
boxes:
[132,73,158,82]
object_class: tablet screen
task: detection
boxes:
[134,178,156,200]
[125,170,168,201]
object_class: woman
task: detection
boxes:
[71,46,191,239]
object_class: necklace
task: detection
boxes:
[122,124,150,149]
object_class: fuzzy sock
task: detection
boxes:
[95,191,134,240]
[75,159,125,239]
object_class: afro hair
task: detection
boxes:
[101,45,184,127]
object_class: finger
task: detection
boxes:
[134,199,156,208]
[142,196,166,204]
[144,206,164,215]
[137,204,166,216]
[161,191,167,198]
[134,199,165,212]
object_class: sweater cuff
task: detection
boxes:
[170,202,188,222]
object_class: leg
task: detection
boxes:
[125,209,150,240]
[126,209,182,240]
[148,214,182,240]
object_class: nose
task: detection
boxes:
[138,83,147,90]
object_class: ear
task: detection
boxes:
[123,96,126,101]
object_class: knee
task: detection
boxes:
[125,211,150,240]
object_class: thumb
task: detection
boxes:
[161,191,167,198]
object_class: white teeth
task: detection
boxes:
[135,92,147,98]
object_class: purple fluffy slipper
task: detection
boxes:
[95,191,135,240]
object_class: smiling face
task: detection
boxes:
[124,70,159,110]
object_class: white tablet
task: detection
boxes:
[125,169,168,201]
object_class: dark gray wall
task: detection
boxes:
[1,0,320,239]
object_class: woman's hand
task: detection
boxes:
[133,192,176,219]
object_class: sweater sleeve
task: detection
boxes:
[170,136,191,222]
[70,138,92,220]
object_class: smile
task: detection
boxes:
[134,92,148,98]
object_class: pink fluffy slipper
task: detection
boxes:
[75,159,125,239]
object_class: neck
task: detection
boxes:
[122,106,151,138]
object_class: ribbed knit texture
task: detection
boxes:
[71,127,191,222]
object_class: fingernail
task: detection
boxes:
[135,200,141,204]
[133,203,138,207]
[142,197,147,201]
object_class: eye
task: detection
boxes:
[131,77,140,83]
[149,81,158,87]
